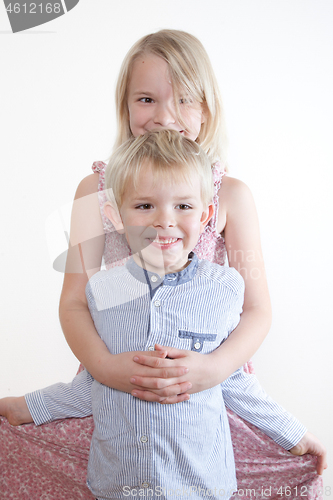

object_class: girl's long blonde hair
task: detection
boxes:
[114,29,228,165]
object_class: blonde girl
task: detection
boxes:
[63,29,272,395]
[0,29,326,498]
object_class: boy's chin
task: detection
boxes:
[132,252,184,276]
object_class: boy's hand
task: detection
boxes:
[289,431,327,475]
[131,344,220,403]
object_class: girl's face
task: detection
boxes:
[127,54,205,141]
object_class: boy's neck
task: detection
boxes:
[132,254,191,278]
[126,253,198,291]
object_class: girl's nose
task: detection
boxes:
[153,103,176,127]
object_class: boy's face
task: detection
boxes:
[107,164,213,276]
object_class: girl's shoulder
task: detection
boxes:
[218,176,254,207]
[216,175,255,234]
[74,161,106,200]
[74,172,100,199]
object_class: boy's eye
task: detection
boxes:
[139,97,154,103]
[177,204,191,210]
[136,204,153,210]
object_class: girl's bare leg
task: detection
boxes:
[0,396,33,426]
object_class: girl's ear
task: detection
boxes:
[201,102,208,124]
[104,202,125,234]
[199,203,214,233]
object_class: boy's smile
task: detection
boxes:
[108,164,213,276]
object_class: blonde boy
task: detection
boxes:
[83,130,306,500]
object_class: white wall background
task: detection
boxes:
[1,0,332,486]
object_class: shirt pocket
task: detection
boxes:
[178,330,217,353]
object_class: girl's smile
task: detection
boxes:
[127,54,205,141]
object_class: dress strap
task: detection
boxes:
[91,161,110,233]
[209,161,226,234]
[91,161,106,174]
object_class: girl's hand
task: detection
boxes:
[289,431,328,475]
[131,344,220,403]
[103,349,191,401]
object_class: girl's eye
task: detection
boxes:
[136,204,153,210]
[179,97,193,105]
[139,97,154,103]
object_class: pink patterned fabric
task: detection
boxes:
[0,162,323,499]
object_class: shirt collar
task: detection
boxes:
[126,252,198,289]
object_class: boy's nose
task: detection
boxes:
[153,103,176,127]
[152,209,175,229]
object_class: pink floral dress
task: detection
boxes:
[0,162,323,500]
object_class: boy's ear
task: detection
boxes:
[103,202,125,234]
[199,203,214,233]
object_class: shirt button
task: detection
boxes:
[154,300,161,307]
[142,482,150,488]
[194,342,201,350]
[140,435,148,443]
[148,346,155,351]
[151,275,158,282]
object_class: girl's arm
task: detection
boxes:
[59,172,112,385]
[59,173,190,394]
[130,177,272,396]
[208,176,272,377]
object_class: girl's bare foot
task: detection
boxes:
[0,396,33,426]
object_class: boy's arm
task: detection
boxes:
[217,274,307,450]
[222,367,327,475]
[220,284,326,473]
[221,366,306,450]
[25,369,94,425]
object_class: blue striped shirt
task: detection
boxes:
[86,254,242,499]
[25,254,307,499]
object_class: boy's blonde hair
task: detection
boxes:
[114,29,227,165]
[106,130,214,209]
